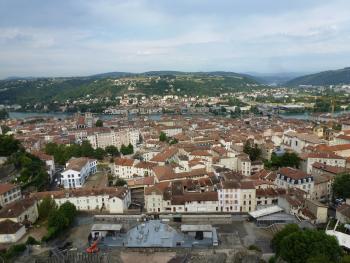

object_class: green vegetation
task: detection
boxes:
[159,132,167,142]
[264,152,300,170]
[243,140,262,162]
[159,132,179,145]
[44,141,107,164]
[0,109,9,120]
[0,72,261,107]
[286,67,350,86]
[95,119,103,127]
[115,178,127,187]
[0,243,27,261]
[0,134,21,156]
[271,224,343,263]
[38,196,57,220]
[247,244,262,252]
[26,236,40,245]
[105,145,120,157]
[40,197,77,242]
[0,135,49,190]
[1,125,11,134]
[120,143,134,155]
[332,174,350,200]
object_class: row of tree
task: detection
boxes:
[38,197,77,241]
[0,135,49,190]
[44,141,134,165]
[264,152,300,170]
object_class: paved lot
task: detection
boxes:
[55,214,274,262]
[84,171,108,188]
[120,251,176,263]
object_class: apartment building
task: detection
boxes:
[33,187,131,214]
[283,131,324,154]
[300,152,346,174]
[218,181,241,212]
[61,157,97,189]
[276,167,314,194]
[0,183,22,208]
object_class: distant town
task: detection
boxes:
[1,79,350,262]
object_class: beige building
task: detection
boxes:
[240,181,256,212]
[0,198,38,224]
[33,187,131,214]
[0,183,22,208]
[0,220,26,243]
[311,174,333,202]
[304,199,328,224]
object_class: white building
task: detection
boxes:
[87,128,140,150]
[276,167,314,194]
[300,152,346,174]
[218,181,241,212]
[61,157,97,189]
[113,158,137,179]
[34,187,131,214]
[283,131,324,154]
[0,220,26,243]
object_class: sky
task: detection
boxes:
[0,0,350,78]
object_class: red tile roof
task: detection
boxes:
[114,158,135,167]
[0,183,18,195]
[278,167,310,180]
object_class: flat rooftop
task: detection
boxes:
[91,223,122,232]
[181,224,213,232]
[249,205,283,219]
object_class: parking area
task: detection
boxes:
[61,214,273,253]
[84,171,109,188]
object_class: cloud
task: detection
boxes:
[0,0,350,78]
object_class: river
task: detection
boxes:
[9,110,350,121]
[8,112,162,121]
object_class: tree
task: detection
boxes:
[306,254,333,263]
[120,144,127,155]
[278,229,342,263]
[94,147,106,160]
[81,141,94,157]
[265,152,300,170]
[1,125,11,134]
[333,173,350,199]
[243,140,262,161]
[59,202,77,225]
[127,143,134,154]
[0,109,9,120]
[105,145,119,157]
[38,197,56,220]
[115,178,127,187]
[159,132,167,142]
[120,143,134,155]
[48,209,68,232]
[26,236,40,245]
[271,224,300,254]
[169,138,178,145]
[95,119,103,127]
[0,135,21,156]
[342,255,350,263]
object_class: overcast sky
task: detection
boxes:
[0,0,350,78]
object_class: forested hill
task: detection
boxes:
[0,71,261,105]
[286,67,350,86]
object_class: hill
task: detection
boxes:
[0,71,261,105]
[286,67,350,86]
